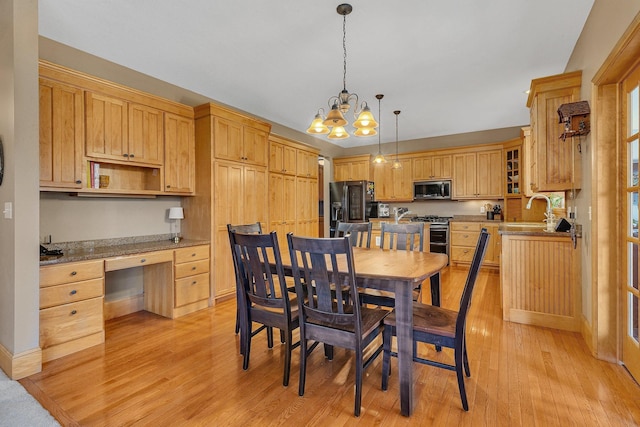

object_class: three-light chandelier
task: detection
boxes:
[306,4,377,140]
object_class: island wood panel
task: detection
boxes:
[501,234,581,332]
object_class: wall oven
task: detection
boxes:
[410,216,451,261]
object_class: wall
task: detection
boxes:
[0,0,40,378]
[564,0,640,325]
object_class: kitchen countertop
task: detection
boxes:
[450,215,503,223]
[40,234,210,266]
[498,222,582,237]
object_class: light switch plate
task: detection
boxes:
[3,202,12,219]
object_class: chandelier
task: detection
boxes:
[372,94,386,164]
[306,4,377,140]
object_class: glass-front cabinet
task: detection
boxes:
[505,147,520,195]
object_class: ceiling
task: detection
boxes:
[38,0,594,148]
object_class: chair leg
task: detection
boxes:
[381,325,392,391]
[235,309,240,334]
[454,341,469,411]
[280,329,285,344]
[463,337,471,377]
[242,326,252,371]
[324,344,334,360]
[267,327,274,348]
[283,329,292,387]
[299,338,308,397]
[354,348,363,417]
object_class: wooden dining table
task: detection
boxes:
[278,245,449,417]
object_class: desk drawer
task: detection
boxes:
[40,260,104,287]
[175,273,210,307]
[40,297,104,348]
[175,245,209,264]
[40,278,104,309]
[175,259,210,279]
[451,230,480,247]
[105,250,173,271]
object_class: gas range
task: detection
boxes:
[410,215,452,226]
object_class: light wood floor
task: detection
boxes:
[21,267,640,426]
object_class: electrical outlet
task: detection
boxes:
[480,206,486,213]
[375,236,381,246]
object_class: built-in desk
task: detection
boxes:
[39,237,210,362]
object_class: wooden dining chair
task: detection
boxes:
[381,228,490,411]
[230,230,300,386]
[227,222,262,337]
[287,233,389,417]
[336,221,372,248]
[360,222,425,308]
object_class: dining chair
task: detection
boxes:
[230,230,300,386]
[227,222,262,338]
[287,233,389,417]
[381,228,490,411]
[360,222,425,308]
[335,221,372,248]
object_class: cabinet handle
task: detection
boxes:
[140,258,146,263]
[192,281,197,285]
[166,185,171,188]
[70,289,77,295]
[129,154,135,158]
[191,253,196,257]
[70,271,77,276]
[70,310,77,315]
[75,180,82,184]
[123,154,129,158]
[463,250,469,254]
[191,266,197,271]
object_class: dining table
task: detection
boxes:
[277,245,449,417]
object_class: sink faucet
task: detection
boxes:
[394,207,412,224]
[526,193,555,230]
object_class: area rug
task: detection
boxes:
[0,369,59,426]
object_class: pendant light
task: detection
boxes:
[391,110,403,170]
[306,4,377,139]
[372,94,387,164]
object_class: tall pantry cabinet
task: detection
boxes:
[183,103,271,300]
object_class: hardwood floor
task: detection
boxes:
[21,267,640,426]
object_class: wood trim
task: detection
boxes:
[593,13,640,85]
[104,295,144,320]
[0,344,42,380]
[526,70,582,107]
[193,102,271,133]
[582,314,595,356]
[269,133,320,154]
[42,332,104,363]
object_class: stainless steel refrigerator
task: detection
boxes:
[329,181,376,237]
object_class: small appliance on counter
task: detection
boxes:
[378,203,390,218]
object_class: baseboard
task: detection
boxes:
[0,343,42,380]
[104,294,144,320]
[581,315,595,356]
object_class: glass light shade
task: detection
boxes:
[353,127,377,137]
[169,207,184,219]
[372,153,387,164]
[391,159,403,169]
[328,126,349,139]
[306,114,330,134]
[353,108,378,129]
[323,104,347,127]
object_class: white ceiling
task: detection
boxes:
[38,0,594,148]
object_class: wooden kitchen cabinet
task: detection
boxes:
[39,259,105,362]
[84,91,129,162]
[333,155,372,181]
[172,245,210,317]
[214,116,269,167]
[527,71,582,192]
[39,77,84,189]
[452,148,503,199]
[450,221,500,268]
[413,154,452,180]
[164,113,195,194]
[269,173,297,239]
[128,102,164,165]
[297,149,318,178]
[269,137,297,175]
[373,158,413,201]
[296,176,319,237]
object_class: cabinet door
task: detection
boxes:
[412,156,433,181]
[213,117,243,162]
[85,92,129,161]
[128,103,164,165]
[480,223,500,265]
[452,153,477,198]
[334,162,351,181]
[39,78,84,189]
[243,126,268,167]
[243,165,268,227]
[164,113,195,193]
[432,155,452,179]
[297,150,318,178]
[476,150,503,198]
[350,160,370,181]
[269,141,285,173]
[373,163,393,200]
[393,159,414,200]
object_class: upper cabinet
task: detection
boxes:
[214,116,268,166]
[39,60,196,196]
[297,149,318,178]
[373,158,413,202]
[39,77,84,189]
[527,71,582,192]
[452,148,503,199]
[333,155,371,181]
[269,137,297,175]
[412,154,452,180]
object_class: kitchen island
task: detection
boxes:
[499,223,582,331]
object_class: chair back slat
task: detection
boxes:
[456,228,490,333]
[336,221,372,248]
[287,234,362,333]
[380,222,424,251]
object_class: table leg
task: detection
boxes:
[430,272,441,307]
[395,279,413,416]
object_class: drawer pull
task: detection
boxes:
[463,250,470,254]
[192,281,197,285]
[70,310,77,315]
[191,266,197,271]
[191,253,196,257]
[70,271,77,276]
[140,258,146,263]
[70,289,77,295]
[463,234,468,238]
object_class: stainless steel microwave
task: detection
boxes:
[414,180,451,200]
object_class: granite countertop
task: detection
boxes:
[40,234,210,266]
[450,215,503,223]
[498,222,582,237]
